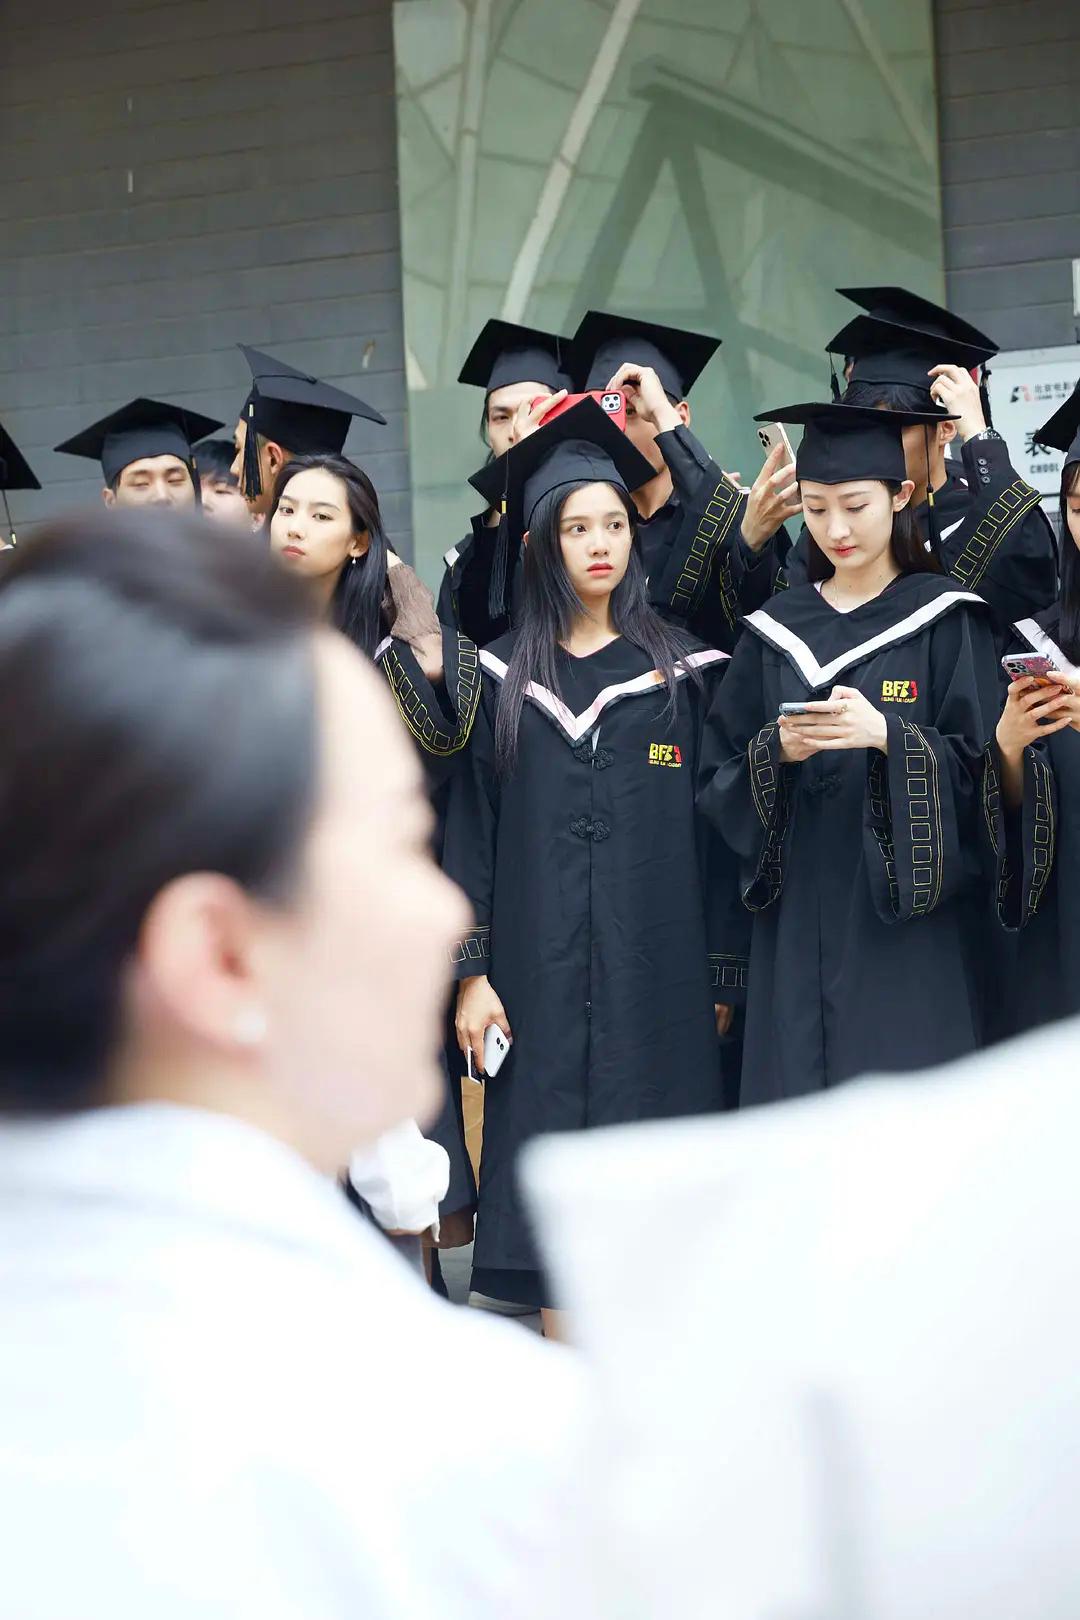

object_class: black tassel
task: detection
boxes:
[242,397,262,500]
[1,487,15,547]
[924,423,942,562]
[829,359,841,401]
[979,364,993,428]
[487,509,517,626]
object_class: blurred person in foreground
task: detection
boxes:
[525,1016,1080,1620]
[0,512,583,1620]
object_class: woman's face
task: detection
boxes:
[800,479,911,573]
[270,467,367,583]
[557,482,633,604]
[1065,466,1080,553]
[256,634,471,1168]
[485,380,549,458]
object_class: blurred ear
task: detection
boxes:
[349,529,371,560]
[521,529,530,548]
[938,419,958,447]
[102,486,116,507]
[892,479,917,512]
[677,400,691,428]
[133,872,268,1057]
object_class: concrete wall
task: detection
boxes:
[0,0,412,552]
[936,0,1080,351]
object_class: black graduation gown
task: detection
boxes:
[374,625,482,1217]
[700,573,1000,1105]
[984,607,1080,1032]
[644,425,784,652]
[442,633,736,1303]
[436,512,519,646]
[775,436,1057,632]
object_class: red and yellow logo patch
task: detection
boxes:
[648,743,683,767]
[881,679,918,703]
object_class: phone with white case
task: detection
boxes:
[466,1024,511,1082]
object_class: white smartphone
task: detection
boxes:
[466,1024,511,1082]
[756,421,796,465]
[483,1023,510,1078]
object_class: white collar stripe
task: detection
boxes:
[443,544,461,569]
[373,635,393,662]
[1014,618,1080,677]
[744,591,984,689]
[478,647,727,742]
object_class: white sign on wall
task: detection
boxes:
[989,344,1080,502]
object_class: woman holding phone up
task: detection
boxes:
[442,400,740,1332]
[987,384,1080,1030]
[700,403,1001,1104]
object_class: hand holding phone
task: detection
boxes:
[756,421,796,464]
[1001,652,1064,688]
[537,389,627,433]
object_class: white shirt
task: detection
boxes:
[0,1104,586,1620]
[526,1018,1080,1620]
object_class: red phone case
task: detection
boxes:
[537,389,627,433]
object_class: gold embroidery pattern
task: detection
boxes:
[748,723,779,828]
[449,925,490,968]
[1025,748,1055,918]
[710,953,748,992]
[981,749,1014,920]
[949,480,1043,590]
[382,633,481,757]
[745,724,788,910]
[902,722,943,915]
[867,753,900,915]
[668,480,743,621]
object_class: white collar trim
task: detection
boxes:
[478,647,728,743]
[744,589,984,690]
[443,543,461,569]
[374,635,393,662]
[1014,618,1080,678]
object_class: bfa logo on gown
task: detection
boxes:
[648,743,683,766]
[881,679,918,702]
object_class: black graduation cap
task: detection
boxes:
[457,319,570,394]
[468,398,654,618]
[828,286,998,397]
[470,396,654,532]
[756,401,958,486]
[567,311,720,400]
[1033,380,1080,471]
[0,420,41,548]
[237,345,387,498]
[54,397,223,487]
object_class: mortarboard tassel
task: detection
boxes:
[829,358,841,402]
[1,487,16,548]
[979,364,994,428]
[242,397,262,500]
[924,423,942,562]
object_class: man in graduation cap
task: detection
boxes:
[55,398,223,511]
[230,345,386,521]
[565,311,797,653]
[0,420,41,554]
[765,287,1057,629]
[440,319,571,644]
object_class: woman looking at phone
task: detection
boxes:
[988,385,1080,1029]
[442,400,739,1334]
[700,403,1001,1104]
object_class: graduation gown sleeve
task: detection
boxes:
[442,681,501,979]
[982,739,1058,931]
[377,627,482,794]
[436,517,513,645]
[941,435,1057,626]
[863,604,998,923]
[695,676,752,1002]
[698,630,795,913]
[647,428,756,650]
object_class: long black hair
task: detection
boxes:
[805,480,941,583]
[1058,461,1080,663]
[270,453,389,658]
[0,510,318,1114]
[494,480,700,774]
